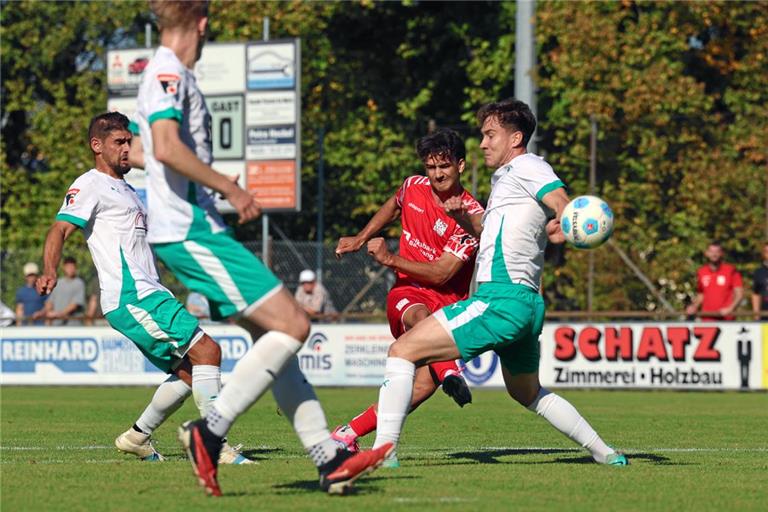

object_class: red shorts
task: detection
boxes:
[386,284,457,338]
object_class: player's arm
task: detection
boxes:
[37,221,79,296]
[151,120,260,224]
[128,134,144,169]
[541,187,570,245]
[366,237,464,286]
[442,196,483,239]
[335,195,401,258]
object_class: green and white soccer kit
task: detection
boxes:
[433,153,565,375]
[56,169,202,372]
[136,46,280,320]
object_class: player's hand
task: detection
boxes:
[367,237,392,266]
[546,218,566,244]
[442,195,467,219]
[225,185,262,225]
[35,274,57,296]
[335,236,364,259]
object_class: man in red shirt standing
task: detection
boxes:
[333,128,483,466]
[686,241,744,321]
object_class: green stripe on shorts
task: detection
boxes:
[437,281,545,375]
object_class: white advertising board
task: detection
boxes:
[3,323,765,390]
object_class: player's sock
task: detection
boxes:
[348,405,378,438]
[271,355,338,467]
[429,360,460,382]
[205,330,301,438]
[135,375,191,435]
[192,365,221,417]
[372,357,415,449]
[527,388,614,463]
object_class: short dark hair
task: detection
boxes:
[88,112,130,142]
[709,240,723,248]
[63,256,77,265]
[150,0,209,30]
[476,98,537,146]
[416,128,466,163]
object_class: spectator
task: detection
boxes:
[751,242,768,321]
[294,269,337,318]
[685,241,743,321]
[84,283,102,326]
[44,256,86,325]
[0,300,15,327]
[15,262,47,325]
[186,291,212,324]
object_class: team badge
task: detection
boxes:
[64,188,79,206]
[134,211,148,235]
[433,218,448,236]
[157,73,180,95]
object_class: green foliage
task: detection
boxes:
[1,0,766,312]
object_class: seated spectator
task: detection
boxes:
[45,256,86,325]
[685,241,743,321]
[752,242,768,321]
[186,291,212,324]
[294,269,337,319]
[15,262,47,325]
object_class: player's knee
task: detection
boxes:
[189,334,222,366]
[388,340,410,359]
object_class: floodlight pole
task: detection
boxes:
[316,126,325,283]
[262,17,271,267]
[515,0,537,153]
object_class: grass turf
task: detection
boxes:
[1,387,766,511]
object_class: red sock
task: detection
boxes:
[348,405,378,438]
[429,360,459,383]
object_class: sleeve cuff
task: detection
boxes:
[56,213,88,229]
[536,180,565,202]
[148,107,183,125]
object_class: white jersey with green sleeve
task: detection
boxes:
[55,169,171,315]
[135,45,226,243]
[475,153,565,291]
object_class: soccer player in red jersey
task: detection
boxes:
[333,129,483,466]
[686,241,743,321]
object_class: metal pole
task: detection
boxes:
[261,17,270,267]
[316,126,325,282]
[588,117,597,315]
[515,0,537,153]
[145,23,152,49]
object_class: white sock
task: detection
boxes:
[135,375,191,434]
[192,365,221,417]
[527,388,614,463]
[372,357,415,449]
[206,331,301,438]
[272,355,338,466]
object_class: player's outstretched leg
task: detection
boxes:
[513,377,628,465]
[115,374,191,461]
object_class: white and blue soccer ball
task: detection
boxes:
[560,195,614,249]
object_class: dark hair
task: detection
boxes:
[416,128,466,163]
[476,98,536,146]
[709,240,723,248]
[150,0,209,30]
[63,256,77,265]
[88,112,130,142]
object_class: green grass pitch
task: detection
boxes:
[1,387,766,511]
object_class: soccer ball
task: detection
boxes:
[560,195,614,249]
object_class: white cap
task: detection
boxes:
[23,262,40,276]
[299,270,317,283]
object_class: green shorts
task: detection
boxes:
[105,290,202,373]
[433,282,546,375]
[153,231,282,321]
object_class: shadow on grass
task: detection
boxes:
[446,449,683,466]
[240,447,283,462]
[273,475,417,495]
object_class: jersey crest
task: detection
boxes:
[64,188,80,206]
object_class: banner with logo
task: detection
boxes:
[1,323,765,390]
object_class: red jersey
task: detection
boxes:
[696,263,743,320]
[394,176,484,303]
